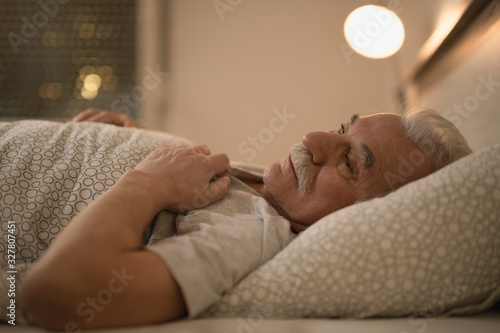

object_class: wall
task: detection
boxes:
[139,0,463,165]
[415,18,500,151]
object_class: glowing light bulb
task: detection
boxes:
[344,5,405,59]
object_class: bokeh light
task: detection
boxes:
[344,5,405,59]
[0,0,136,118]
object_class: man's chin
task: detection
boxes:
[287,218,315,232]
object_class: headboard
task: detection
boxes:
[402,0,500,151]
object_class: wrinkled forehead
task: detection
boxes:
[356,113,406,158]
[360,113,402,132]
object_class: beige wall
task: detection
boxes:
[415,23,500,151]
[138,0,465,165]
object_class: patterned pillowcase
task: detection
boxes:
[203,144,500,319]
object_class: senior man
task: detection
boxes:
[15,108,471,330]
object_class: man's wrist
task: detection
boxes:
[117,170,165,214]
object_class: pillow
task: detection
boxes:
[202,144,500,319]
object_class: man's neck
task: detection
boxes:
[241,178,265,197]
[240,179,302,233]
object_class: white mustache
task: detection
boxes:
[290,144,314,196]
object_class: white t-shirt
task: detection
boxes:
[146,167,296,317]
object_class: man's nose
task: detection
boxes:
[302,131,346,165]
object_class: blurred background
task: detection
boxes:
[0,0,137,118]
[1,0,498,164]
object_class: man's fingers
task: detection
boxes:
[207,153,231,175]
[87,113,125,126]
[190,145,211,155]
[70,109,104,122]
[204,176,231,204]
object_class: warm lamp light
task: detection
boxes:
[344,5,405,59]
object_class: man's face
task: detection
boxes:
[261,113,435,232]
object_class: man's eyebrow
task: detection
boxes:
[349,113,375,169]
[350,113,360,126]
[361,143,375,169]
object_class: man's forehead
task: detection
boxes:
[350,114,405,145]
[358,113,401,123]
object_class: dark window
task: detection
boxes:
[0,0,136,119]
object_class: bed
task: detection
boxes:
[2,308,500,333]
[2,0,500,332]
[0,120,498,333]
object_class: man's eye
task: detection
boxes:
[339,124,345,134]
[345,153,352,172]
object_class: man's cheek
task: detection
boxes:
[312,186,350,217]
[263,163,288,191]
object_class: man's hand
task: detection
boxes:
[132,145,231,213]
[68,109,143,128]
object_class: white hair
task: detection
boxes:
[400,108,473,170]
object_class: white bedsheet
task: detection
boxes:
[2,309,499,333]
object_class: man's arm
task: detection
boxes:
[19,145,231,330]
